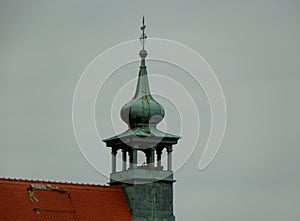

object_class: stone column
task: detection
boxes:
[146,148,155,168]
[112,149,117,173]
[150,148,155,168]
[167,146,173,171]
[122,150,127,171]
[132,148,137,169]
[128,150,133,169]
[156,148,162,169]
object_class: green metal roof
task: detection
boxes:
[103,55,180,146]
[103,20,180,146]
[103,126,180,141]
[120,58,165,128]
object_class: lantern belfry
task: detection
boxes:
[103,17,180,221]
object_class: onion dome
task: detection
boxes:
[103,17,180,146]
[120,49,165,128]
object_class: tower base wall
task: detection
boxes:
[122,182,175,221]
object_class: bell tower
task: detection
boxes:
[103,17,180,221]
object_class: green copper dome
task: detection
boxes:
[121,50,165,129]
[103,17,181,144]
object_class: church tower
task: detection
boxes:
[103,17,180,221]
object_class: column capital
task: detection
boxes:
[112,148,118,155]
[166,145,173,153]
[156,148,163,155]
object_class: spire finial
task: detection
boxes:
[140,16,147,49]
[139,16,148,59]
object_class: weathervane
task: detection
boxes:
[140,16,147,50]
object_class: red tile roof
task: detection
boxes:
[0,178,132,221]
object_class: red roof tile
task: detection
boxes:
[0,178,132,221]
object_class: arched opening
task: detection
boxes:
[161,148,168,170]
[137,150,145,166]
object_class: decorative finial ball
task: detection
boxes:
[139,49,148,59]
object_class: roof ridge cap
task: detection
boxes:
[0,177,113,187]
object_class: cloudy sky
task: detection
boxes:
[1,0,299,220]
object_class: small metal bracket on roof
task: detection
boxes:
[33,208,40,214]
[27,184,68,203]
[27,186,38,203]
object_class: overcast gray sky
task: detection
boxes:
[1,0,300,220]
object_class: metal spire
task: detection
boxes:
[139,16,148,59]
[140,16,147,50]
